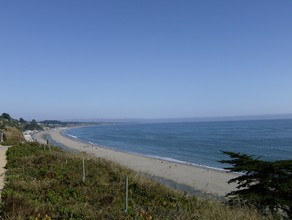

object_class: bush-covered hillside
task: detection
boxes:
[0,142,274,219]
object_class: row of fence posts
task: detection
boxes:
[44,141,129,213]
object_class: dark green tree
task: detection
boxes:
[1,113,11,120]
[24,119,43,131]
[220,151,292,218]
[19,118,26,123]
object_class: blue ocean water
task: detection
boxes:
[63,119,292,169]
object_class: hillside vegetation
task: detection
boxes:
[0,127,24,145]
[0,113,40,145]
[0,141,274,219]
[0,112,103,138]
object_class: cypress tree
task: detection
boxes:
[220,151,292,218]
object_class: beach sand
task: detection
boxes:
[34,128,238,197]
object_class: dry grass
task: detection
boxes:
[2,127,24,145]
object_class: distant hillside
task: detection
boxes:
[39,120,94,128]
[0,113,97,131]
[0,114,21,131]
[0,113,43,131]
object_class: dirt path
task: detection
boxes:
[0,145,9,197]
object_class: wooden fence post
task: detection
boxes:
[47,140,51,153]
[82,157,85,182]
[125,176,128,213]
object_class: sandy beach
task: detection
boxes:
[34,128,238,197]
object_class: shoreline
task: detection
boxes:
[34,128,238,197]
[63,128,227,173]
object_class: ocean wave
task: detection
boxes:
[65,134,77,139]
[135,154,226,172]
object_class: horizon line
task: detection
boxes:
[63,113,292,123]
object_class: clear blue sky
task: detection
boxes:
[1,1,292,121]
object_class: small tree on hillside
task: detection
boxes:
[1,113,11,121]
[19,118,26,123]
[24,119,43,131]
[220,151,292,218]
